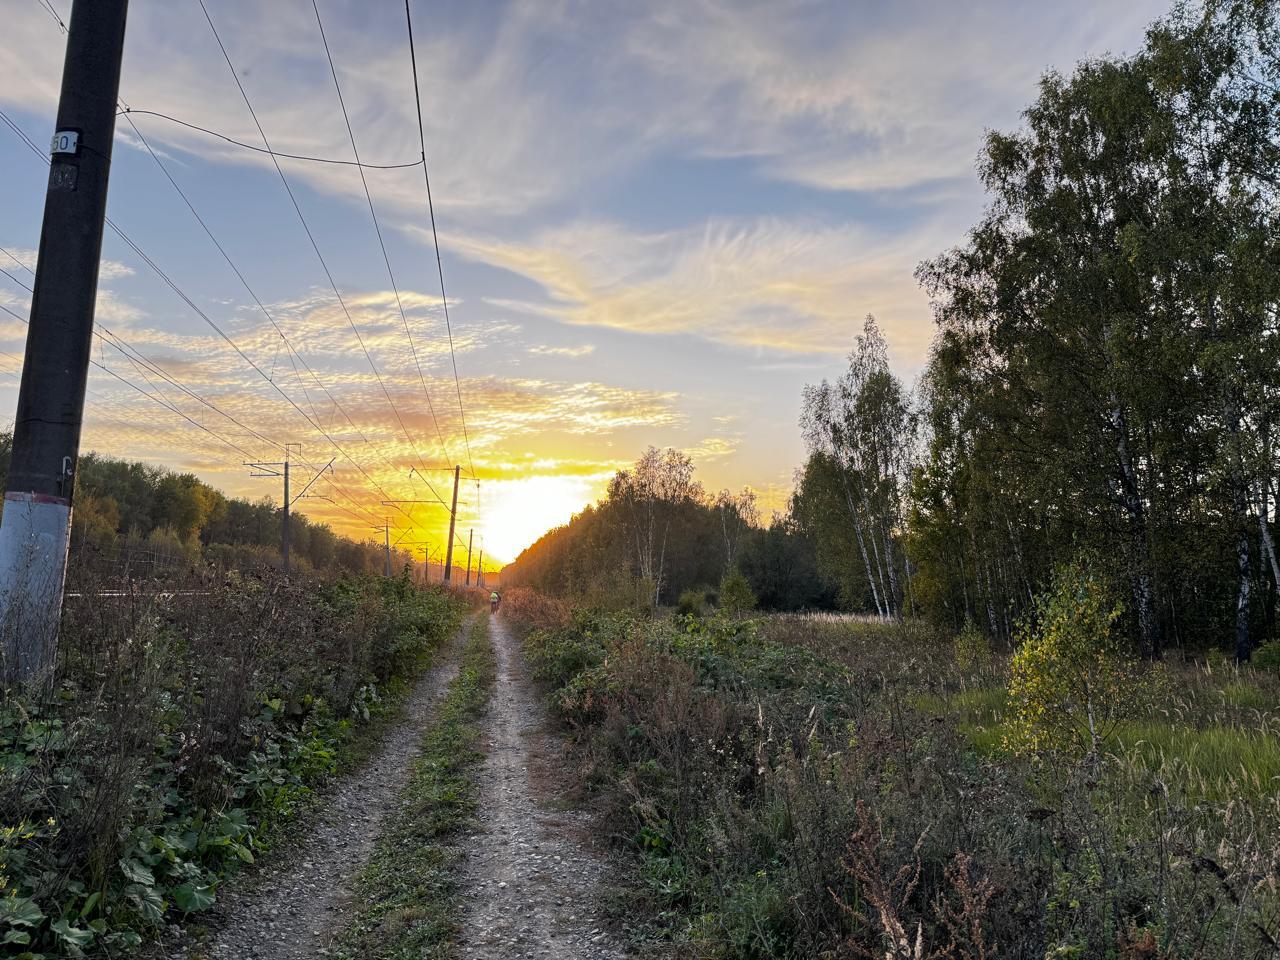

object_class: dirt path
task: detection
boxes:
[455,615,626,959]
[167,622,469,960]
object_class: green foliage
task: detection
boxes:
[501,448,836,613]
[0,574,467,957]
[1004,561,1138,758]
[1252,642,1280,672]
[523,596,1280,959]
[718,568,756,615]
[0,440,418,581]
[910,1,1280,659]
[797,317,914,617]
[675,588,710,618]
[953,618,992,671]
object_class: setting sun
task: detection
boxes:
[477,473,608,566]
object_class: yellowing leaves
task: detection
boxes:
[1004,560,1143,759]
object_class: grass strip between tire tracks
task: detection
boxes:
[328,614,496,960]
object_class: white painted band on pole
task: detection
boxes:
[0,492,73,683]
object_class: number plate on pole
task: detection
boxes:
[50,130,79,155]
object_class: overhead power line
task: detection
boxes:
[10,6,471,540]
[0,298,259,462]
[1,242,276,455]
[118,108,424,170]
[115,109,426,515]
[308,0,455,473]
[0,114,390,529]
[404,0,475,479]
[196,0,450,514]
[5,71,414,529]
[4,292,386,530]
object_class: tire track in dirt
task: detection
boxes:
[165,619,471,960]
[456,615,625,959]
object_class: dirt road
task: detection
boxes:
[159,613,626,959]
[455,615,625,959]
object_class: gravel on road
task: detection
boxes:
[455,615,627,960]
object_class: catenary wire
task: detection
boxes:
[196,0,451,514]
[309,0,456,475]
[1,104,405,527]
[404,0,474,480]
[119,107,424,169]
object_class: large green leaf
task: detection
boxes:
[171,882,215,914]
[0,897,44,928]
[118,859,155,886]
[50,918,94,951]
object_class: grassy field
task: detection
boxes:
[507,589,1280,959]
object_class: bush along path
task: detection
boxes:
[165,615,475,960]
[326,614,496,959]
[452,614,625,959]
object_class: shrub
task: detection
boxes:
[1252,641,1280,672]
[501,586,572,633]
[1004,560,1138,758]
[953,618,992,670]
[676,588,710,618]
[526,601,1280,959]
[0,569,466,956]
[719,567,757,615]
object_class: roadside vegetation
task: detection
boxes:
[497,14,1280,952]
[507,580,1280,959]
[0,570,468,958]
[329,615,495,960]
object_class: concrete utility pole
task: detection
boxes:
[443,465,460,582]
[283,459,289,567]
[247,447,327,575]
[477,549,484,587]
[0,0,130,685]
[369,521,393,577]
[464,528,473,586]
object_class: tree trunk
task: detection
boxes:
[1112,401,1159,658]
[880,521,901,620]
[1235,528,1252,663]
[858,475,894,616]
[838,467,884,616]
[1224,391,1253,662]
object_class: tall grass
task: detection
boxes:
[0,567,470,957]
[516,605,1280,959]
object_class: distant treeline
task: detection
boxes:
[501,447,838,612]
[508,2,1280,660]
[0,434,409,578]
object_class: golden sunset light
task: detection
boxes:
[4,2,1278,958]
[476,472,611,566]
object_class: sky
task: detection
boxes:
[0,0,1170,565]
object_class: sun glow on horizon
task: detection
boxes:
[479,473,609,566]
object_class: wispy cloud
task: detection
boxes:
[0,0,1169,559]
[449,217,941,360]
[687,434,741,462]
[4,0,1167,226]
[527,344,595,358]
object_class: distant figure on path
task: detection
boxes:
[490,590,500,614]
